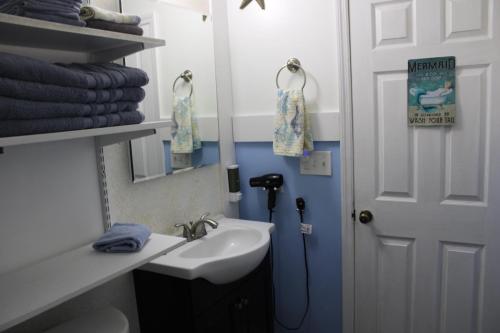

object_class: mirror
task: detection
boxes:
[122,0,220,182]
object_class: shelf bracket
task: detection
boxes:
[95,129,157,147]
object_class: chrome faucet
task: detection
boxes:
[175,214,219,242]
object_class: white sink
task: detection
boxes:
[142,217,274,284]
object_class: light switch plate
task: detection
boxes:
[300,151,332,176]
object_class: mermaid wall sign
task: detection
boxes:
[408,56,456,126]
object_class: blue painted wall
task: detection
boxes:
[163,141,220,173]
[236,142,342,333]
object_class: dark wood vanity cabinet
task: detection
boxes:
[133,254,273,333]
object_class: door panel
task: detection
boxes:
[350,0,500,332]
[375,71,416,201]
[438,243,484,333]
[376,236,416,333]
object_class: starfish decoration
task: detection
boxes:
[240,0,265,10]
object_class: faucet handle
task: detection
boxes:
[199,213,210,221]
[175,223,193,241]
[175,223,190,230]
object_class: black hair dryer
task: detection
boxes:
[249,174,284,210]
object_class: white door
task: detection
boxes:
[350,1,500,332]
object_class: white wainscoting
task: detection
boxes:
[232,111,340,142]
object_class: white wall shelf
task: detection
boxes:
[0,233,185,332]
[0,121,172,151]
[0,13,165,62]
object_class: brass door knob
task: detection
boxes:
[359,210,373,224]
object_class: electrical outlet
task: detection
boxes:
[300,151,332,176]
[300,223,313,235]
[171,153,192,169]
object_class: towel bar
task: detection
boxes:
[173,70,193,98]
[276,58,307,90]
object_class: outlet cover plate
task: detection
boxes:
[171,153,192,169]
[300,151,332,176]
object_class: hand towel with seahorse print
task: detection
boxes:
[170,95,201,154]
[273,89,314,157]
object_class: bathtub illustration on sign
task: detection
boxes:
[409,87,453,111]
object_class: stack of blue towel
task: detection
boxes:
[0,0,86,26]
[0,52,149,137]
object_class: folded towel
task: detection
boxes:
[0,52,95,88]
[91,111,144,128]
[0,111,144,137]
[0,3,22,15]
[170,96,201,154]
[93,223,151,253]
[23,1,82,14]
[273,89,314,157]
[0,117,94,137]
[59,63,149,89]
[28,0,83,7]
[97,63,150,88]
[0,77,145,103]
[0,0,21,7]
[0,96,138,120]
[0,0,22,13]
[86,19,143,36]
[23,11,86,26]
[2,7,21,14]
[24,9,81,20]
[114,110,145,126]
[0,52,149,89]
[80,6,141,25]
[0,0,86,26]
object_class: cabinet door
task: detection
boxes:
[194,297,234,333]
[237,276,272,332]
[229,296,251,333]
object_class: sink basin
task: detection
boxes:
[142,217,274,284]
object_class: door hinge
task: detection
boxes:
[351,209,356,222]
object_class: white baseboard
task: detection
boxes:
[232,111,341,142]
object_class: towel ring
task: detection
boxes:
[173,70,193,98]
[276,58,307,90]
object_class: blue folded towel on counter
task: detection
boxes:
[0,77,145,104]
[0,96,138,120]
[93,223,151,253]
[0,52,149,89]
